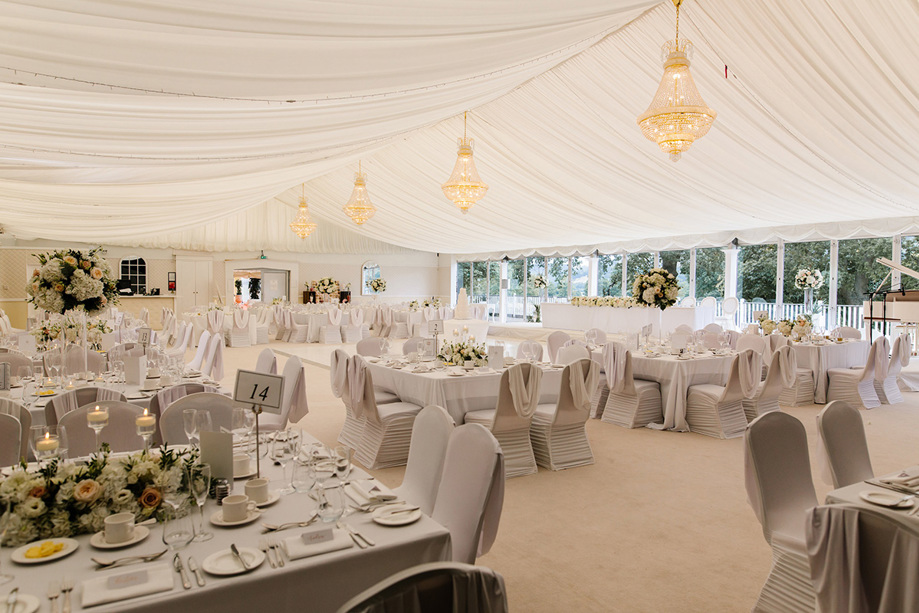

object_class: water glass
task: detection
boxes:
[161,507,194,551]
[332,446,351,480]
[291,460,315,494]
[316,484,345,524]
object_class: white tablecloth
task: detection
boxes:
[791,340,869,403]
[631,353,734,432]
[367,362,562,424]
[2,441,452,613]
[541,304,707,335]
[292,312,352,342]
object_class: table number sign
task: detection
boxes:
[428,320,444,335]
[641,324,653,338]
[137,327,152,347]
[234,370,284,414]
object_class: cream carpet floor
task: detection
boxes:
[210,340,919,612]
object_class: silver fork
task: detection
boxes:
[61,576,74,613]
[47,581,60,613]
[258,537,276,568]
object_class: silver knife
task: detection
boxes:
[6,587,17,613]
[229,544,250,572]
[187,557,206,587]
[173,553,192,590]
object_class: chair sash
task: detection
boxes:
[776,345,798,388]
[350,309,364,326]
[330,350,348,398]
[865,336,890,383]
[328,308,343,326]
[569,359,600,412]
[737,350,762,399]
[348,356,367,418]
[508,365,542,418]
[604,343,629,393]
[54,387,122,422]
[233,310,249,329]
[284,361,309,423]
[423,307,437,321]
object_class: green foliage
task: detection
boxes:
[783,241,829,303]
[234,278,243,295]
[738,244,777,301]
[695,248,724,299]
[836,238,890,305]
[248,277,261,300]
[626,253,654,290]
[660,250,690,298]
[598,254,622,296]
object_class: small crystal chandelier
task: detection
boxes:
[342,161,376,225]
[289,184,317,239]
[442,111,488,214]
[637,0,717,161]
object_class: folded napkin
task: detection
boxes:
[412,364,432,373]
[346,479,397,505]
[81,563,174,608]
[282,528,352,560]
[880,466,919,489]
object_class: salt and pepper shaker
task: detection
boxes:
[213,478,230,504]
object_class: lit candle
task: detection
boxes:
[470,335,475,343]
[135,409,156,428]
[453,329,459,337]
[36,432,59,452]
[87,406,107,423]
[65,379,75,390]
[463,325,468,333]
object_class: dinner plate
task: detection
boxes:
[201,546,265,576]
[11,538,79,564]
[446,372,465,377]
[209,509,261,527]
[89,526,150,549]
[254,490,281,508]
[34,390,57,397]
[139,386,162,392]
[859,491,916,508]
[0,593,39,613]
[372,503,422,526]
[234,469,257,480]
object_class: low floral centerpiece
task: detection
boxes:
[571,296,641,307]
[422,297,442,308]
[26,248,118,315]
[632,268,680,310]
[437,340,486,366]
[367,278,386,293]
[757,314,777,335]
[0,447,196,546]
[85,318,113,350]
[408,300,419,310]
[30,322,62,348]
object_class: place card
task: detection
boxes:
[300,526,334,545]
[107,570,149,590]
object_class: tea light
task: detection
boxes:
[87,406,108,424]
[65,379,76,390]
[136,409,156,428]
[36,432,59,452]
[452,329,459,337]
[463,325,468,332]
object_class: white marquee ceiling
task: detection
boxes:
[1,0,918,255]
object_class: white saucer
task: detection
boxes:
[859,491,916,509]
[209,509,261,527]
[0,593,39,613]
[89,525,150,549]
[254,490,281,508]
[234,469,257,480]
[11,538,79,564]
[139,386,162,392]
[372,503,422,526]
[201,546,264,576]
[446,372,465,377]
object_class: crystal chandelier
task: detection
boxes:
[637,0,716,162]
[342,161,376,225]
[289,184,317,239]
[442,111,488,214]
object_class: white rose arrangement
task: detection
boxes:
[794,268,824,290]
[437,340,486,366]
[632,267,680,310]
[367,278,386,293]
[532,275,548,289]
[26,248,118,315]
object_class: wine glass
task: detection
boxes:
[332,446,352,480]
[308,443,334,490]
[316,484,345,524]
[232,408,251,449]
[183,409,198,447]
[161,508,194,552]
[194,410,213,439]
[0,499,13,584]
[86,405,109,452]
[187,463,212,542]
[270,429,297,495]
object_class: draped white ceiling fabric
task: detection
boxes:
[1,0,918,255]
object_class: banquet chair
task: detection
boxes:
[515,341,544,362]
[227,310,251,347]
[685,350,761,439]
[255,348,277,374]
[0,350,31,372]
[432,424,505,564]
[716,296,739,331]
[815,400,873,488]
[186,329,211,372]
[744,411,818,613]
[674,324,694,335]
[274,308,290,341]
[260,356,309,432]
[530,358,600,470]
[743,346,797,422]
[600,343,663,428]
[830,325,862,340]
[0,398,31,462]
[254,308,272,344]
[737,333,768,380]
[702,322,723,334]
[60,401,145,456]
[679,297,696,307]
[148,383,216,443]
[393,405,455,515]
[286,311,310,343]
[379,308,394,338]
[205,310,225,336]
[63,345,105,377]
[0,413,21,466]
[700,332,723,350]
[352,362,424,469]
[826,336,887,410]
[585,328,607,345]
[319,308,344,344]
[168,320,186,348]
[332,351,362,449]
[335,562,508,613]
[773,336,817,407]
[165,324,193,358]
[546,331,571,363]
[390,311,410,340]
[805,504,918,613]
[556,343,590,365]
[160,393,236,444]
[464,363,541,478]
[402,337,423,355]
[138,308,149,326]
[45,387,126,427]
[200,332,225,381]
[356,337,386,357]
[874,333,910,404]
[342,309,365,343]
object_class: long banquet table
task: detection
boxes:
[367,360,564,424]
[789,339,869,404]
[2,443,452,613]
[541,303,713,335]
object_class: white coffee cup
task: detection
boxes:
[143,377,158,389]
[221,494,256,522]
[245,477,270,504]
[233,453,251,476]
[104,512,135,544]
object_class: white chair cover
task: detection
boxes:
[201,332,224,381]
[350,309,364,326]
[0,350,32,372]
[604,342,630,394]
[328,308,343,326]
[255,348,277,375]
[0,398,30,461]
[330,349,349,399]
[556,344,589,365]
[348,355,368,418]
[267,356,308,428]
[206,310,225,335]
[876,334,910,404]
[546,331,571,363]
[515,341,544,362]
[567,359,600,413]
[356,337,385,357]
[0,413,21,466]
[187,329,211,371]
[508,364,542,418]
[160,392,236,444]
[815,400,874,488]
[393,405,455,515]
[47,387,125,424]
[431,424,505,564]
[831,326,862,339]
[60,401,144,456]
[703,323,723,333]
[402,337,423,355]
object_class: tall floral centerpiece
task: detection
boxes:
[794,268,823,315]
[632,268,680,310]
[311,277,340,302]
[367,278,386,293]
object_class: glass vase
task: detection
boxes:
[803,287,814,314]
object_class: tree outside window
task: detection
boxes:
[695,248,724,299]
[837,237,891,305]
[570,256,588,297]
[738,244,777,302]
[598,254,622,296]
[456,262,471,296]
[626,253,654,293]
[659,250,690,298]
[547,257,568,299]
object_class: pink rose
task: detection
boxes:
[73,479,102,504]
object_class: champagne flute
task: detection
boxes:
[183,409,199,447]
[187,463,212,542]
[194,410,213,440]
